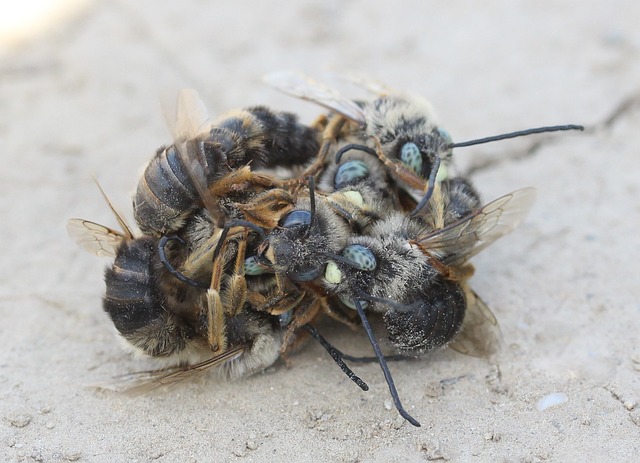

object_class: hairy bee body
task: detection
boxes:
[134,106,322,236]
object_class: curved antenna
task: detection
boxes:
[353,298,421,427]
[158,235,209,289]
[304,176,317,240]
[212,220,267,263]
[449,124,584,149]
[409,154,441,218]
[302,324,369,391]
[335,143,378,163]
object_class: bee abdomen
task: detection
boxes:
[384,279,466,353]
[103,237,194,357]
[443,177,481,222]
[243,106,321,168]
[134,145,201,235]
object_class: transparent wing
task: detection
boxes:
[107,345,246,394]
[418,187,536,266]
[264,71,367,123]
[163,89,219,215]
[333,71,395,96]
[448,286,502,358]
[66,218,127,257]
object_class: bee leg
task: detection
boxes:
[302,324,368,392]
[323,304,360,330]
[291,115,348,191]
[279,298,323,355]
[353,298,421,428]
[221,233,248,317]
[206,220,265,351]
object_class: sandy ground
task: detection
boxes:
[1,1,639,461]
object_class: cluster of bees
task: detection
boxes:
[68,73,581,427]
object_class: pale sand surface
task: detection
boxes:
[1,1,639,461]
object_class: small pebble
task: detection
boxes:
[536,393,568,411]
[384,400,393,411]
[6,412,32,428]
[246,440,258,451]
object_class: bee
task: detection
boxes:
[67,90,310,385]
[133,89,323,236]
[265,71,583,214]
[312,182,536,426]
[67,195,284,383]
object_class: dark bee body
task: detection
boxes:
[134,106,322,236]
[103,236,197,357]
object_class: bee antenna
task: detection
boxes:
[353,298,421,427]
[335,143,378,163]
[304,176,317,240]
[449,124,584,149]
[409,155,441,217]
[158,235,209,289]
[212,220,266,263]
[302,324,369,391]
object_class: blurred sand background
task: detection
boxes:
[1,1,639,461]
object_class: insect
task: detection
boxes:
[265,71,582,214]
[133,89,323,237]
[313,183,536,426]
[67,189,284,381]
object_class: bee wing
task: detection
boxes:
[333,71,395,96]
[163,89,220,215]
[109,345,246,394]
[264,71,367,123]
[66,218,127,258]
[418,187,536,266]
[448,287,502,358]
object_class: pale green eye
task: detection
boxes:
[244,256,266,275]
[335,160,369,189]
[342,244,377,271]
[338,294,369,311]
[400,142,422,173]
[279,310,293,327]
[324,261,342,284]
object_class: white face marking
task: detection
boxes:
[324,261,342,284]
[342,190,365,208]
[435,163,448,182]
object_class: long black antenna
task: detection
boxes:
[353,298,421,427]
[212,219,266,263]
[304,176,317,239]
[449,124,584,148]
[302,324,369,391]
[158,235,209,289]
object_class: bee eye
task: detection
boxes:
[289,266,322,282]
[338,294,369,310]
[244,256,266,275]
[334,160,369,189]
[280,210,312,228]
[400,142,422,174]
[342,244,377,271]
[437,128,452,145]
[278,309,293,327]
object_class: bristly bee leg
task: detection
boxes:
[302,324,369,392]
[353,298,421,428]
[205,219,267,352]
[158,235,209,289]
